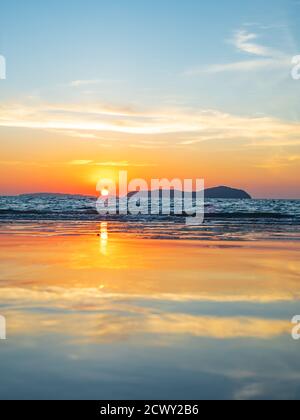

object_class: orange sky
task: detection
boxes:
[0,121,299,198]
[1,2,300,199]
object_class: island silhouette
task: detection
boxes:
[19,186,252,200]
[127,186,252,200]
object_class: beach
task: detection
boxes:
[1,0,300,403]
[0,222,300,400]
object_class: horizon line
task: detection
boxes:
[1,189,300,200]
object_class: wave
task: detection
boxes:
[0,209,298,222]
[0,196,299,224]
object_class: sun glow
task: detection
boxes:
[101,188,109,197]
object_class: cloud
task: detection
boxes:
[233,29,277,57]
[0,102,201,134]
[0,102,300,148]
[50,129,99,139]
[234,383,265,401]
[69,79,103,87]
[186,28,290,75]
[95,161,157,167]
[0,102,202,134]
[0,285,291,341]
[69,160,94,165]
[67,79,121,88]
[68,160,157,167]
[253,154,300,169]
[196,58,289,75]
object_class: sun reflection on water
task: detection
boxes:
[100,222,108,255]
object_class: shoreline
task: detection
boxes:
[1,219,300,242]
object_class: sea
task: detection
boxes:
[0,194,299,241]
[1,194,300,400]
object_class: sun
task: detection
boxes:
[101,188,109,197]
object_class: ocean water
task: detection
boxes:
[1,195,300,400]
[0,194,299,241]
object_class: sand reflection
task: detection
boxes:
[5,310,291,343]
[1,225,300,400]
[0,229,300,342]
[99,222,108,255]
[0,231,299,303]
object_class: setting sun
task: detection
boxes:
[101,188,109,197]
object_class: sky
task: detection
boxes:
[0,0,300,198]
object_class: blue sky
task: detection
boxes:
[0,0,300,198]
[0,0,299,118]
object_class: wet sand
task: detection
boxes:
[0,225,300,399]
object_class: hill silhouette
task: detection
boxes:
[127,186,252,200]
[204,186,251,199]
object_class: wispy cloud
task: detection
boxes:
[50,129,99,139]
[67,79,121,88]
[200,58,288,74]
[0,102,200,134]
[186,28,290,75]
[254,154,300,169]
[95,161,157,167]
[69,79,103,87]
[69,160,94,166]
[233,29,278,57]
[1,102,300,148]
[69,160,157,167]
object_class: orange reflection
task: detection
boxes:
[100,222,108,255]
[0,232,299,342]
[5,311,291,343]
[1,235,299,302]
